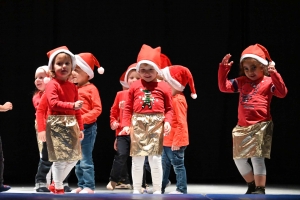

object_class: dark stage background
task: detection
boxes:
[0,1,299,186]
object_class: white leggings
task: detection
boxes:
[132,155,162,192]
[52,161,77,189]
[234,157,266,176]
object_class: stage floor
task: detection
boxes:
[1,183,300,200]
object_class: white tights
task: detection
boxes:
[132,155,162,192]
[234,157,266,176]
[52,161,77,189]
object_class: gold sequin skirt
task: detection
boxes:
[233,121,273,159]
[46,115,82,162]
[34,120,43,153]
[130,113,165,156]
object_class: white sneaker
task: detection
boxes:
[153,190,162,194]
[146,187,153,194]
[133,189,141,194]
[169,190,183,194]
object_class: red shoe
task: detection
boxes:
[48,182,55,193]
[54,189,65,194]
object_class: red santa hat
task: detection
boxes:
[136,44,162,76]
[240,43,275,65]
[47,46,76,70]
[75,53,104,80]
[119,63,137,89]
[35,65,50,84]
[161,65,197,99]
[160,53,172,69]
[119,71,128,88]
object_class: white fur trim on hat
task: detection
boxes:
[120,81,129,88]
[240,54,268,65]
[75,55,94,80]
[161,67,185,92]
[136,60,162,76]
[269,61,275,65]
[48,49,76,71]
[124,66,137,85]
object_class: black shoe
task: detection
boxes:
[35,183,50,192]
[245,181,256,194]
[252,186,265,194]
[64,185,72,192]
[0,185,11,192]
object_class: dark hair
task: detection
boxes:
[239,58,269,76]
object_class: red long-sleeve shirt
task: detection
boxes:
[78,83,102,124]
[110,90,128,136]
[32,91,43,111]
[218,63,288,126]
[163,93,189,147]
[36,78,83,132]
[122,79,173,127]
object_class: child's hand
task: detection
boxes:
[268,62,277,74]
[164,122,171,136]
[2,102,13,111]
[120,126,130,135]
[221,54,234,69]
[74,100,83,110]
[114,138,117,151]
[111,121,120,130]
[79,131,84,141]
[119,101,125,109]
[38,131,46,142]
[171,145,180,151]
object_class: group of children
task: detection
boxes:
[0,43,287,195]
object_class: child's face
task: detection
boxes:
[127,70,140,87]
[72,66,89,86]
[52,53,72,81]
[34,69,47,91]
[138,63,158,82]
[242,59,264,81]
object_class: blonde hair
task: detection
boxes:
[239,58,269,76]
[49,53,73,78]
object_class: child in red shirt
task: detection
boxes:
[218,44,287,194]
[161,65,197,194]
[121,44,173,194]
[71,53,103,194]
[37,46,84,194]
[107,63,140,191]
[0,101,13,193]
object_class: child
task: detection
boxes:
[218,44,288,194]
[0,101,13,192]
[71,53,103,194]
[121,44,173,194]
[36,46,84,194]
[32,65,52,192]
[107,63,139,190]
[161,65,197,194]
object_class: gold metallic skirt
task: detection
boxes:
[46,115,82,162]
[34,120,43,153]
[130,113,165,156]
[233,121,273,159]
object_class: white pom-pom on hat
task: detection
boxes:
[191,93,197,99]
[98,67,104,74]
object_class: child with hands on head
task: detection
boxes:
[107,63,140,191]
[36,46,84,194]
[71,53,103,194]
[0,101,13,193]
[218,44,287,195]
[160,65,197,194]
[121,44,173,194]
